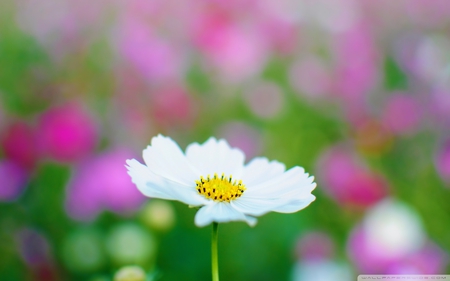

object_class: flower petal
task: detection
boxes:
[230,196,277,216]
[194,202,257,227]
[186,137,245,178]
[241,157,286,186]
[231,193,315,216]
[126,159,208,206]
[245,166,315,199]
[142,135,199,185]
[270,194,316,213]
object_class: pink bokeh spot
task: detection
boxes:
[295,231,335,261]
[331,24,379,102]
[217,122,262,159]
[37,103,98,163]
[435,139,450,183]
[65,148,146,221]
[317,145,389,207]
[290,56,332,99]
[151,86,195,127]
[381,93,422,135]
[193,15,268,82]
[0,160,28,201]
[385,242,449,274]
[117,18,182,83]
[1,121,38,170]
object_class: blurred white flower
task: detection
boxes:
[363,199,425,259]
[292,259,354,281]
[126,135,316,227]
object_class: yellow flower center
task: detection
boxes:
[195,173,246,202]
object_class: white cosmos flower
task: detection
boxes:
[126,135,316,227]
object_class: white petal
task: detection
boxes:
[186,137,245,178]
[230,196,277,216]
[126,159,208,206]
[245,166,315,199]
[142,135,199,185]
[231,192,315,216]
[194,202,257,227]
[241,157,286,186]
[270,194,316,213]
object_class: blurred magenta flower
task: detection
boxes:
[37,103,98,163]
[317,145,389,207]
[1,121,38,170]
[66,148,145,221]
[294,231,335,261]
[0,159,28,201]
[381,93,422,136]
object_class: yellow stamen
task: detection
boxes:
[195,173,246,202]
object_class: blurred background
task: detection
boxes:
[1,0,450,280]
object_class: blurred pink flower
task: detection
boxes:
[116,18,183,83]
[243,80,284,118]
[406,0,450,28]
[317,145,388,207]
[66,148,146,221]
[16,0,105,60]
[428,90,450,128]
[294,231,335,261]
[385,242,448,274]
[381,93,422,136]
[259,17,299,55]
[331,24,379,102]
[37,103,98,163]
[289,56,332,99]
[192,15,268,82]
[216,122,262,159]
[435,139,450,183]
[151,86,195,128]
[1,121,38,170]
[0,160,28,201]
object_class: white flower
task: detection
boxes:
[126,135,316,227]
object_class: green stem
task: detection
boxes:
[211,222,219,281]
